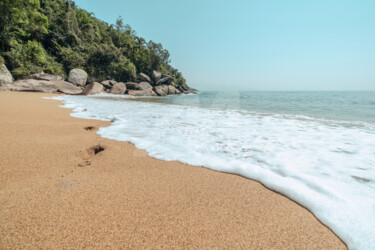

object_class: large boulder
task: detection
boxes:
[0,64,14,85]
[154,85,169,96]
[26,73,64,81]
[168,85,181,95]
[125,82,139,90]
[82,82,104,95]
[138,81,152,91]
[56,81,83,95]
[0,79,82,94]
[68,69,88,86]
[101,80,117,89]
[110,82,126,94]
[138,73,151,83]
[127,89,157,96]
[152,70,162,82]
[156,75,173,85]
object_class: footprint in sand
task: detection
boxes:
[76,144,105,167]
[84,126,95,131]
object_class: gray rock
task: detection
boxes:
[182,86,197,94]
[152,70,162,82]
[154,85,169,96]
[138,73,151,83]
[156,75,173,85]
[0,64,14,85]
[68,69,88,86]
[125,82,139,90]
[168,85,181,95]
[56,81,83,95]
[127,89,157,96]
[101,80,117,89]
[110,82,126,94]
[26,73,64,81]
[138,81,152,90]
[82,82,104,95]
[0,79,82,94]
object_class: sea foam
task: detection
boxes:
[54,94,375,249]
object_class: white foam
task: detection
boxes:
[55,95,375,249]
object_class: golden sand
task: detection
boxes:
[0,92,346,248]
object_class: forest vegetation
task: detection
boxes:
[0,0,187,86]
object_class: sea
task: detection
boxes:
[54,91,375,249]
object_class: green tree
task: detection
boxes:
[0,0,187,86]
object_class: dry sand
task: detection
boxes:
[0,91,346,249]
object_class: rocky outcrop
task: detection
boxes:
[138,73,151,83]
[0,64,196,96]
[182,86,197,94]
[125,82,139,90]
[154,85,181,96]
[138,81,152,91]
[154,85,169,96]
[168,85,181,95]
[110,82,126,94]
[25,73,64,81]
[82,82,104,95]
[127,89,157,96]
[0,64,14,85]
[156,75,173,85]
[152,70,162,82]
[0,79,82,94]
[101,80,117,89]
[68,69,88,86]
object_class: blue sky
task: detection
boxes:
[74,0,375,91]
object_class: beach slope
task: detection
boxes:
[0,92,345,248]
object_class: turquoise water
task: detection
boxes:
[57,91,375,249]
[130,91,375,124]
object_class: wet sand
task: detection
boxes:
[0,91,346,248]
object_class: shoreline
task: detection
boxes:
[0,91,346,248]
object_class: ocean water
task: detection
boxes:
[54,91,375,249]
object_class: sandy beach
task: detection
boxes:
[0,92,345,248]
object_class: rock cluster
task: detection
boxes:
[1,79,82,94]
[123,71,197,97]
[0,66,197,97]
[0,67,82,94]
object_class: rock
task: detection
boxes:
[183,86,197,94]
[0,64,14,85]
[154,85,169,96]
[26,73,64,81]
[125,82,139,90]
[82,82,104,95]
[127,89,157,96]
[168,85,181,95]
[68,69,88,86]
[101,80,117,89]
[56,81,83,95]
[152,70,162,82]
[138,73,151,83]
[0,79,82,94]
[138,81,152,91]
[156,75,173,85]
[110,82,126,94]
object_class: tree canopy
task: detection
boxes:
[0,0,186,86]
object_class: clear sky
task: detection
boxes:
[74,0,375,91]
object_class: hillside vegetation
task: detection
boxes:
[0,0,186,86]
